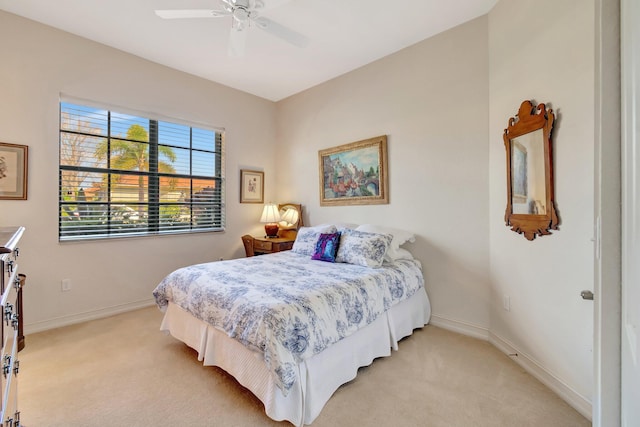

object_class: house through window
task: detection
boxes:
[59,100,225,241]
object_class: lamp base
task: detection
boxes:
[264,223,279,238]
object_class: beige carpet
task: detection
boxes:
[18,307,590,427]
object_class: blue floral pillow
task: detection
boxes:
[292,225,338,256]
[335,229,393,268]
[311,232,341,262]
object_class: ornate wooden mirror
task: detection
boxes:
[278,203,303,239]
[504,100,558,240]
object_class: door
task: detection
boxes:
[621,0,640,424]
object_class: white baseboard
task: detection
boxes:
[24,298,156,335]
[429,313,490,340]
[429,314,592,421]
[489,331,593,421]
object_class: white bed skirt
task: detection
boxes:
[160,287,431,426]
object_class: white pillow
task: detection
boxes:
[333,222,359,230]
[335,229,393,268]
[314,222,359,231]
[292,225,338,256]
[385,247,414,262]
[355,224,415,262]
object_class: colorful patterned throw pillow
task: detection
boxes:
[311,232,341,262]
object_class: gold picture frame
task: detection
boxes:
[318,135,388,206]
[240,169,264,204]
[0,142,28,200]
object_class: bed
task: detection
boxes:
[153,224,431,426]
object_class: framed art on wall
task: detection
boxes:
[0,142,28,200]
[318,135,388,206]
[240,169,264,203]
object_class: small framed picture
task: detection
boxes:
[240,169,264,204]
[0,142,28,200]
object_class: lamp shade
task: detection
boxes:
[260,203,280,238]
[260,203,281,223]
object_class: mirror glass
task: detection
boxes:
[278,203,303,230]
[279,207,299,228]
[510,129,546,214]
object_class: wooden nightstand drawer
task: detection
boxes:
[242,235,296,257]
[278,241,294,251]
[254,240,273,251]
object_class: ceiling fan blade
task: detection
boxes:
[253,16,308,48]
[154,9,229,19]
[228,27,248,57]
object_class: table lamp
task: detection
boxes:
[260,203,281,238]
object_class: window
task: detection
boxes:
[59,101,225,241]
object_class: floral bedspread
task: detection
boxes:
[153,251,424,395]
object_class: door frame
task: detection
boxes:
[593,0,621,425]
[620,0,640,424]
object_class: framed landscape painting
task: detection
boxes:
[0,142,28,200]
[318,135,388,206]
[240,169,264,203]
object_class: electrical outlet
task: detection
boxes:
[503,295,510,311]
[61,279,72,292]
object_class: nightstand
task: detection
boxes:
[242,235,295,257]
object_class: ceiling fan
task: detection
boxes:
[155,0,309,57]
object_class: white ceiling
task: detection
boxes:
[0,0,497,101]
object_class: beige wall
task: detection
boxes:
[277,0,595,416]
[276,16,491,333]
[0,11,278,330]
[1,2,597,418]
[488,0,595,412]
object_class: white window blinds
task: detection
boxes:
[59,101,225,241]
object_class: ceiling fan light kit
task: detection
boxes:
[155,0,308,57]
